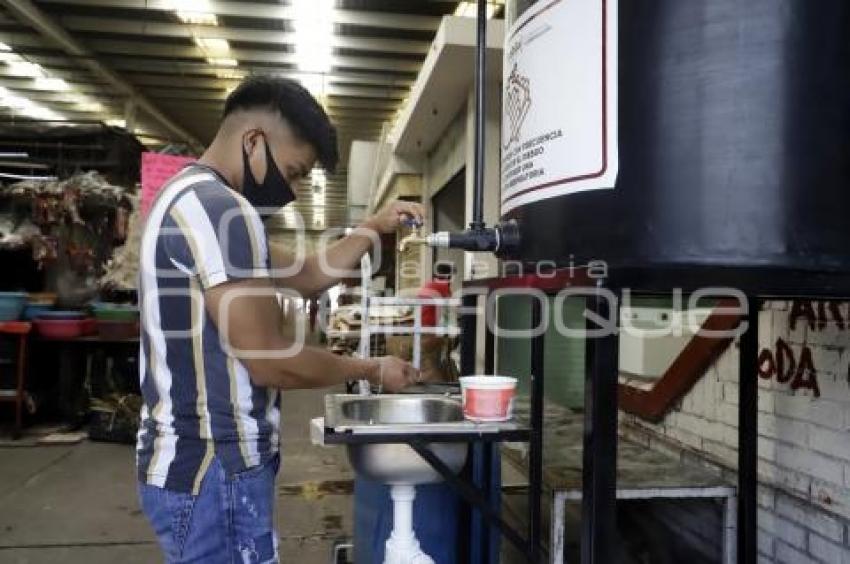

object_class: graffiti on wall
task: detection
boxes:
[756,300,850,398]
[757,337,819,397]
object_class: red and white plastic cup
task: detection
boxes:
[459,376,518,422]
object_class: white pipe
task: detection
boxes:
[357,252,372,395]
[385,485,434,564]
[412,306,422,371]
[391,485,415,542]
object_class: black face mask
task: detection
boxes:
[241,138,296,219]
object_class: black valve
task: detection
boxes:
[427,220,520,259]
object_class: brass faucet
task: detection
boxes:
[398,224,428,253]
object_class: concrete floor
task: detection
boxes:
[0,388,355,564]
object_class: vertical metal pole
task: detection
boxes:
[738,297,759,564]
[357,253,372,394]
[471,0,487,229]
[461,292,478,376]
[413,305,422,370]
[13,333,27,439]
[529,296,545,561]
[581,285,619,564]
[485,302,495,375]
[470,441,486,564]
[477,290,497,564]
[123,98,137,133]
[487,441,502,564]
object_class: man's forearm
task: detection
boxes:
[272,221,378,297]
[248,343,378,390]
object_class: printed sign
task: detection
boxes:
[140,152,194,216]
[501,0,619,214]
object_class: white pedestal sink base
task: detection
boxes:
[383,485,435,564]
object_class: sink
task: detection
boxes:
[325,395,469,485]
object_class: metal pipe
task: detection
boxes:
[460,292,478,376]
[471,0,487,230]
[357,251,372,395]
[1,0,203,151]
[529,297,546,562]
[581,284,620,564]
[412,306,422,371]
[738,297,759,564]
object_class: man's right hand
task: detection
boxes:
[369,356,419,392]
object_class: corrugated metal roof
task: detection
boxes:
[0,0,502,228]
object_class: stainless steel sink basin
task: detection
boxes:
[325,395,468,484]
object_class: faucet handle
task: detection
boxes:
[401,216,423,229]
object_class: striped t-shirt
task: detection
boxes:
[136,164,281,494]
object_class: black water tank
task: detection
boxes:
[504,0,850,273]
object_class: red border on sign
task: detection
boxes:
[502,0,609,206]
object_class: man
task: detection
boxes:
[136,76,423,563]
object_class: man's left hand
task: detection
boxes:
[364,201,426,234]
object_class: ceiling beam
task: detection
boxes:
[123,72,414,91]
[57,15,431,56]
[37,0,443,32]
[0,30,420,78]
[141,84,406,101]
[0,1,202,149]
[0,48,417,88]
[103,58,417,83]
[324,98,400,111]
[0,82,122,106]
[77,38,422,74]
[0,73,109,94]
[130,100,395,121]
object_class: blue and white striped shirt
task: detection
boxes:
[136,165,281,494]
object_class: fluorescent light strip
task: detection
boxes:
[195,36,230,54]
[454,1,500,18]
[0,86,66,121]
[207,57,238,67]
[33,77,70,91]
[165,0,218,25]
[0,171,58,181]
[7,61,44,78]
[0,43,124,124]
[163,0,242,85]
[216,68,246,80]
[292,0,334,95]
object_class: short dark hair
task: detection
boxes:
[224,76,339,172]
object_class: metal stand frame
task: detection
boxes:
[324,426,535,561]
[453,266,850,563]
[738,297,760,564]
[581,283,620,564]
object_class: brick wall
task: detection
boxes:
[620,300,850,563]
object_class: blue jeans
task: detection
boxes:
[138,454,279,563]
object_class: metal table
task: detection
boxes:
[324,420,535,562]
